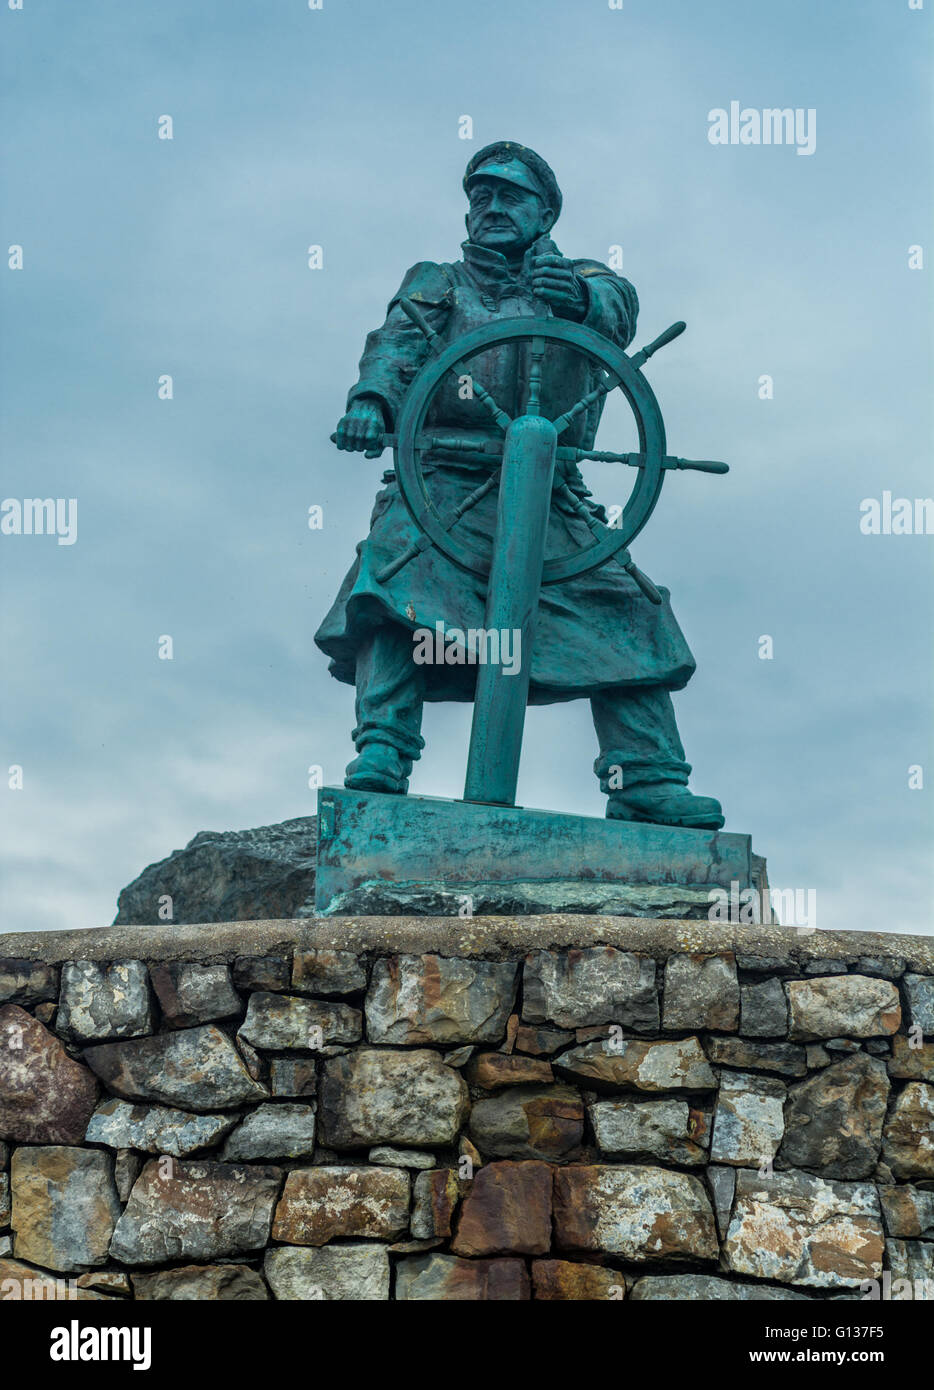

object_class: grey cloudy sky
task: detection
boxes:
[1,0,931,936]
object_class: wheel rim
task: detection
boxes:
[393,315,666,583]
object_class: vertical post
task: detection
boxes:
[463,413,558,805]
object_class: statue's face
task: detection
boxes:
[466,176,554,256]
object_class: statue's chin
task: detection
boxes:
[474,233,532,258]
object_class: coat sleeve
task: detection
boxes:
[573,261,639,350]
[346,262,454,426]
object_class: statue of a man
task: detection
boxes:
[315,141,724,830]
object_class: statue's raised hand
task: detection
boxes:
[332,398,385,457]
[530,253,587,321]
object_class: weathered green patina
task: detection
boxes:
[315,141,728,831]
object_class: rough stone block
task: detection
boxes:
[786,976,901,1041]
[291,949,367,996]
[555,1036,715,1092]
[220,1103,317,1161]
[705,1036,806,1077]
[532,1259,624,1300]
[887,1035,934,1082]
[57,961,153,1043]
[412,1169,461,1238]
[879,1184,934,1240]
[589,1097,709,1165]
[366,954,517,1045]
[232,955,291,993]
[523,948,657,1031]
[0,959,59,1006]
[722,1169,884,1288]
[149,962,241,1028]
[85,1097,236,1157]
[83,1025,267,1111]
[0,1005,99,1144]
[631,1275,810,1300]
[468,1084,583,1161]
[780,1054,889,1179]
[450,1160,552,1256]
[132,1264,269,1300]
[663,952,739,1032]
[319,1048,468,1149]
[264,1243,389,1300]
[268,1057,317,1097]
[740,978,789,1037]
[710,1072,786,1167]
[394,1252,530,1300]
[904,974,934,1036]
[11,1146,120,1273]
[466,1052,554,1089]
[553,1164,718,1261]
[272,1165,409,1245]
[239,992,361,1050]
[110,1159,281,1265]
[882,1083,934,1180]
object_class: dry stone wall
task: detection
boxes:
[0,918,932,1301]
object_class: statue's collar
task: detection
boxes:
[461,239,541,286]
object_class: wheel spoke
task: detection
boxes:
[416,434,504,458]
[550,371,619,437]
[523,336,546,417]
[553,482,661,604]
[454,364,512,430]
[397,296,512,431]
[374,470,500,584]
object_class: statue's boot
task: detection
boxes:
[591,683,725,831]
[344,740,412,795]
[344,623,425,796]
[605,783,725,830]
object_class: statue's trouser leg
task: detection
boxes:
[347,623,425,793]
[590,684,724,829]
[591,685,691,794]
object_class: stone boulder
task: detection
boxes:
[113,816,318,924]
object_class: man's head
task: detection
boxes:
[463,141,562,258]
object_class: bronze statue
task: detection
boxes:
[315,141,725,830]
